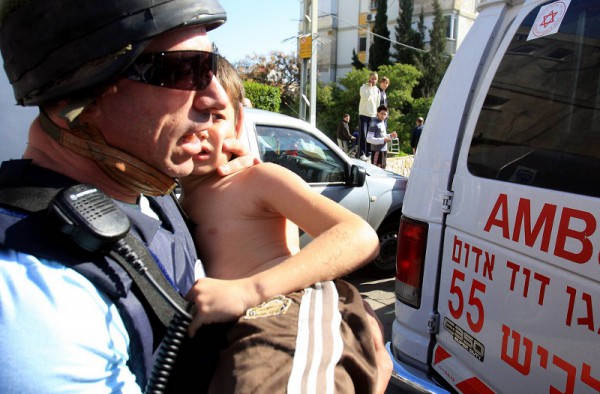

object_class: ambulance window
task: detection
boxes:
[467,0,600,198]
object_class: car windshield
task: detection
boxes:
[255,125,346,183]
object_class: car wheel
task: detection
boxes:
[366,220,398,277]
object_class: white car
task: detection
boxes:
[240,108,407,277]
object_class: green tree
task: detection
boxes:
[368,0,391,70]
[236,51,300,114]
[419,0,450,98]
[393,0,413,64]
[243,80,281,112]
[314,82,339,138]
[393,0,424,66]
[417,8,426,42]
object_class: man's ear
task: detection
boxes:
[235,103,245,140]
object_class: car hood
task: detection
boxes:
[351,158,407,180]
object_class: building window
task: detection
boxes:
[370,0,378,10]
[445,15,457,40]
[359,36,367,52]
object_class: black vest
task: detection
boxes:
[0,159,200,389]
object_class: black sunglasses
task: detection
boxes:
[124,50,218,91]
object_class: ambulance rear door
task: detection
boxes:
[433,0,600,392]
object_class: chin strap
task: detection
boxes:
[39,110,176,196]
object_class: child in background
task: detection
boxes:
[179,56,387,393]
[367,105,397,168]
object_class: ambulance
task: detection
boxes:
[389,0,600,392]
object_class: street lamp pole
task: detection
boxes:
[309,0,317,126]
[299,0,318,126]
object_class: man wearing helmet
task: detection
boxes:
[0,0,391,392]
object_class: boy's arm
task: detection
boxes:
[186,162,379,329]
[366,129,386,145]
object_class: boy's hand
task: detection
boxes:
[185,277,256,337]
[218,138,261,176]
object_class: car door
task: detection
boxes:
[249,121,370,225]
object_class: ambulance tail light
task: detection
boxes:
[395,216,428,308]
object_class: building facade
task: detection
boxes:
[302,0,480,83]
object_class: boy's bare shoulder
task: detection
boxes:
[242,161,281,177]
[245,162,306,184]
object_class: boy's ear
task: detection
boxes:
[235,103,245,139]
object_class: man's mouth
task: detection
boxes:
[193,143,212,161]
[179,132,203,156]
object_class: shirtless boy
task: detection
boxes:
[179,57,387,393]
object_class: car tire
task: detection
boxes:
[366,219,398,277]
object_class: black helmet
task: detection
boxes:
[0,0,226,106]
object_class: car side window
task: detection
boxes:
[467,0,600,197]
[255,125,346,183]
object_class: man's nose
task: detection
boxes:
[192,75,228,124]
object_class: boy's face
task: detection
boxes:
[190,97,239,176]
[377,110,388,121]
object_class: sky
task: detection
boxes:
[209,0,301,63]
[0,66,37,161]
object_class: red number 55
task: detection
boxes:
[449,269,486,333]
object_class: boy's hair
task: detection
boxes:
[377,105,388,113]
[380,77,389,83]
[216,55,245,125]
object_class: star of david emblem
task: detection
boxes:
[540,10,558,28]
[527,0,571,41]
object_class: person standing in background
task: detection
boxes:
[379,77,389,108]
[379,77,390,129]
[411,116,425,154]
[337,114,355,153]
[358,72,380,161]
[367,105,397,168]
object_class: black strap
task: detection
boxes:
[0,169,188,328]
[0,186,62,213]
[109,233,191,327]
